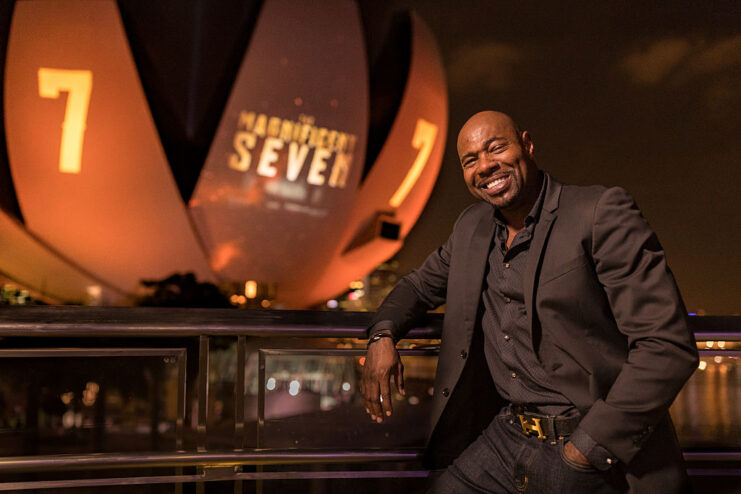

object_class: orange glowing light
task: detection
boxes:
[37,68,93,174]
[388,118,438,208]
[245,280,257,299]
[210,243,238,272]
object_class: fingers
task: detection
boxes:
[393,361,405,396]
[361,362,384,422]
[362,377,383,422]
[564,441,591,466]
[361,370,396,422]
[379,376,393,418]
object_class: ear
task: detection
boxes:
[521,131,535,159]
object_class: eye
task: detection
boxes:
[462,158,475,169]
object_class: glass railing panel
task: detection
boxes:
[671,350,741,449]
[0,348,185,456]
[253,349,437,450]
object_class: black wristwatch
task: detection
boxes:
[367,332,395,347]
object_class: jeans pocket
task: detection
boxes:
[559,441,597,473]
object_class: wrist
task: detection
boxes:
[568,427,619,471]
[367,331,395,348]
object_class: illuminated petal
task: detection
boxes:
[4,0,215,295]
[189,0,369,305]
[0,209,122,304]
[303,13,448,307]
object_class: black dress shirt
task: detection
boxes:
[480,173,573,416]
[479,173,612,466]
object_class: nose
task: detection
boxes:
[476,153,499,175]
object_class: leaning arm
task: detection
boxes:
[367,226,454,341]
[361,214,457,422]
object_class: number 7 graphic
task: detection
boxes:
[38,68,93,174]
[388,118,438,208]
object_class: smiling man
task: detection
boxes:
[361,111,698,493]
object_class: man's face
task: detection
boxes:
[457,113,537,211]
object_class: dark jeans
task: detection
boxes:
[428,407,624,494]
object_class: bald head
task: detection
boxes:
[457,111,522,157]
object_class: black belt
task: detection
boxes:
[508,405,581,442]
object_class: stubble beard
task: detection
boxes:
[480,171,522,210]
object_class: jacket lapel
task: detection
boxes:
[524,176,562,337]
[463,207,496,326]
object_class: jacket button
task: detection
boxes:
[459,350,467,359]
[442,388,450,397]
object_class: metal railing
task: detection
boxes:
[0,307,737,492]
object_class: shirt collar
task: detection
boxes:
[492,171,548,227]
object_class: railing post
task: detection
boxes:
[197,335,209,494]
[257,349,265,449]
[176,349,187,452]
[235,335,246,450]
[257,348,266,494]
[176,349,187,494]
[197,335,209,452]
[234,335,246,494]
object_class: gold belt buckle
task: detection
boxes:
[517,414,546,440]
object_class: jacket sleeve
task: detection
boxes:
[367,221,457,342]
[573,186,699,466]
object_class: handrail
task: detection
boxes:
[0,307,439,337]
[0,450,424,473]
[0,450,736,474]
[0,307,736,338]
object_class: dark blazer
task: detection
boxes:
[370,175,698,491]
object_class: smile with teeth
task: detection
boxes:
[485,178,506,189]
[480,174,511,194]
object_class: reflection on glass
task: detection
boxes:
[671,354,741,449]
[0,355,181,456]
[252,352,437,450]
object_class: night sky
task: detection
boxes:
[361,1,741,315]
[0,1,738,312]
